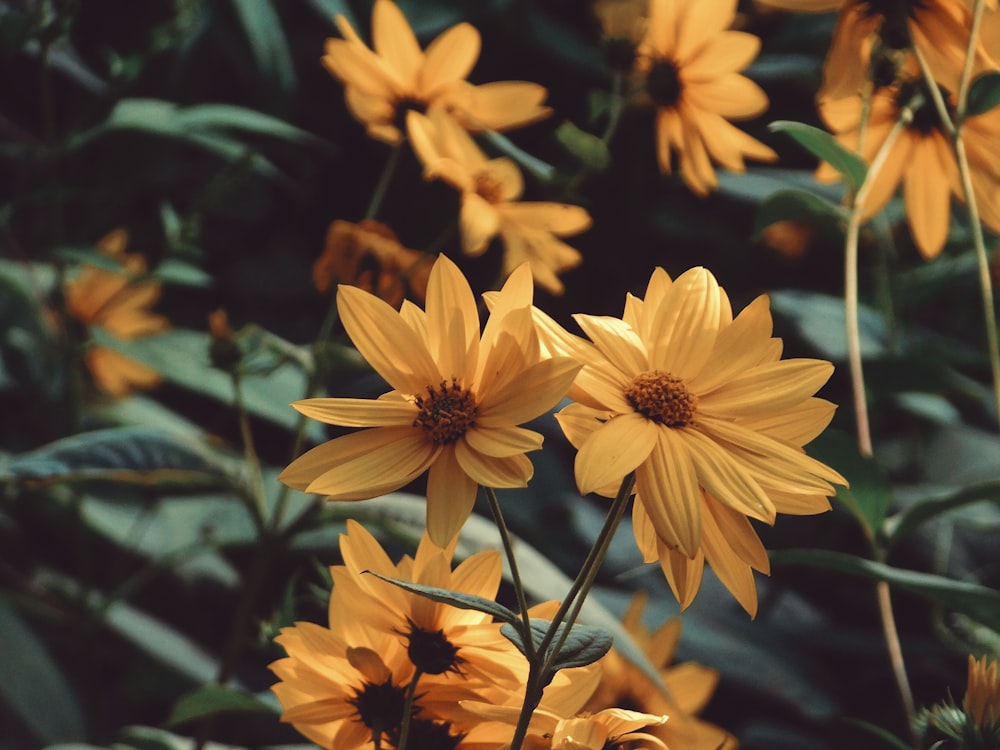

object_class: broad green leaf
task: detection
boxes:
[229,0,296,95]
[365,571,519,624]
[555,121,610,171]
[172,104,332,152]
[770,290,888,360]
[500,619,613,679]
[770,549,1000,630]
[965,71,1000,117]
[769,120,867,192]
[884,481,1000,549]
[752,188,847,238]
[0,598,85,744]
[165,685,277,727]
[0,426,243,491]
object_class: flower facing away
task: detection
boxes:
[313,219,433,307]
[321,0,551,144]
[407,107,592,295]
[271,521,526,749]
[818,73,1000,259]
[585,592,736,750]
[634,0,777,195]
[532,266,847,616]
[278,255,581,546]
[63,229,169,397]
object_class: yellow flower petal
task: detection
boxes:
[425,253,480,382]
[460,192,502,255]
[500,202,593,235]
[648,267,721,379]
[455,441,533,488]
[477,356,580,425]
[419,22,480,97]
[291,397,416,427]
[426,444,479,545]
[681,429,776,523]
[465,425,544,457]
[371,0,422,89]
[700,502,760,617]
[635,428,703,557]
[698,359,834,419]
[573,314,648,377]
[575,412,659,496]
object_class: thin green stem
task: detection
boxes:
[365,141,404,220]
[396,668,423,750]
[956,0,986,121]
[232,369,269,528]
[876,578,921,749]
[483,486,534,658]
[911,45,956,138]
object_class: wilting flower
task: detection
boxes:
[532,266,846,615]
[634,0,776,195]
[818,74,1000,259]
[321,0,551,144]
[313,219,432,307]
[63,229,168,397]
[271,520,525,749]
[407,107,591,295]
[586,592,736,749]
[279,255,580,545]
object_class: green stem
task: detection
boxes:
[956,0,986,121]
[365,141,404,220]
[395,668,423,750]
[483,486,534,658]
[232,369,269,528]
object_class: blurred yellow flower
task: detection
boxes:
[63,230,168,397]
[322,0,551,144]
[279,255,580,546]
[313,219,432,307]
[635,0,776,195]
[966,654,1000,730]
[533,266,846,615]
[586,592,736,749]
[407,107,592,295]
[271,520,524,749]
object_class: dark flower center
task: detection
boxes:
[404,620,463,675]
[895,79,945,135]
[646,60,682,108]
[625,370,697,427]
[413,379,479,445]
[862,0,928,49]
[349,678,408,737]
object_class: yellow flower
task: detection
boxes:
[966,654,1000,730]
[818,74,1000,259]
[63,230,169,397]
[407,107,592,295]
[271,520,526,749]
[278,255,581,546]
[313,219,432,307]
[321,0,551,144]
[586,592,736,750]
[635,0,777,195]
[532,266,846,616]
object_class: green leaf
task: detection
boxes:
[481,130,557,183]
[965,71,1000,117]
[884,481,1000,549]
[165,685,277,727]
[769,120,867,192]
[229,0,296,95]
[364,571,519,624]
[770,549,1000,630]
[500,619,613,679]
[752,188,847,238]
[151,259,212,287]
[0,426,243,491]
[0,598,85,744]
[555,121,610,171]
[770,290,888,361]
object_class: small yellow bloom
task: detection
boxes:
[635,0,777,195]
[407,106,592,295]
[313,219,432,307]
[279,255,581,546]
[966,654,1000,730]
[321,0,551,144]
[532,266,846,616]
[63,230,169,397]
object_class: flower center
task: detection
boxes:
[895,79,943,135]
[349,678,408,737]
[404,620,462,675]
[392,718,465,750]
[473,171,505,204]
[413,380,479,445]
[624,370,697,427]
[646,60,682,108]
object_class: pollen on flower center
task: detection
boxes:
[646,60,682,108]
[473,171,505,204]
[625,370,697,427]
[413,379,479,444]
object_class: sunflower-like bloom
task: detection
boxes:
[407,107,592,295]
[531,266,846,616]
[818,74,1000,259]
[321,0,551,144]
[313,219,432,307]
[271,521,525,749]
[63,229,169,397]
[586,592,736,749]
[634,0,777,195]
[966,655,1000,730]
[279,255,580,546]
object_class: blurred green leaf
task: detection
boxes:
[965,71,1000,117]
[165,685,277,727]
[770,290,888,360]
[306,0,360,30]
[752,188,846,238]
[769,121,867,192]
[229,0,296,96]
[884,481,1000,549]
[770,549,1000,630]
[555,121,610,171]
[151,259,212,287]
[366,571,519,624]
[0,598,85,744]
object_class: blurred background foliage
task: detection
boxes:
[1,1,999,749]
